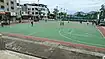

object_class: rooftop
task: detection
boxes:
[24,3,47,7]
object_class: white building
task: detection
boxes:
[4,0,17,16]
[23,3,49,20]
[0,0,5,21]
[16,3,22,19]
[0,0,4,10]
[0,0,18,23]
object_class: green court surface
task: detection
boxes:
[0,21,105,48]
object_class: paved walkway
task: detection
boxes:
[0,50,41,59]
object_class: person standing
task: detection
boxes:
[92,20,95,25]
[87,21,89,25]
[80,20,82,24]
[31,20,34,27]
[1,21,4,27]
[60,21,64,26]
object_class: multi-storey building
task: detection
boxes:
[0,0,5,10]
[22,3,49,20]
[4,0,17,16]
[16,3,22,19]
[0,0,5,21]
[0,0,17,22]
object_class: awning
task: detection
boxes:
[0,12,5,14]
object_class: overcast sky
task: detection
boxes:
[19,0,105,14]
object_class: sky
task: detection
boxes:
[19,0,105,14]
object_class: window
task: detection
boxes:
[32,12,34,14]
[42,8,45,11]
[7,8,9,11]
[22,12,24,14]
[34,4,38,6]
[17,3,19,6]
[28,11,30,14]
[11,7,14,10]
[7,3,8,5]
[35,12,38,14]
[28,8,31,10]
[0,0,4,2]
[20,11,21,14]
[42,5,44,7]
[32,8,34,10]
[11,1,14,4]
[35,8,38,10]
[24,4,26,6]
[1,6,4,9]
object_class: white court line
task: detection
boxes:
[95,26,105,38]
[27,32,36,36]
[67,29,73,35]
[67,30,90,37]
[67,32,102,39]
[65,28,102,39]
[59,29,105,47]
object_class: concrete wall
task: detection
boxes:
[0,34,5,50]
[0,1,4,8]
[4,0,17,12]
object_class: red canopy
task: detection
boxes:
[0,12,5,14]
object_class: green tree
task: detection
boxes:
[47,8,50,18]
[100,4,105,20]
[75,12,85,17]
[53,8,59,20]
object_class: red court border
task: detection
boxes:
[97,26,105,37]
[2,32,105,52]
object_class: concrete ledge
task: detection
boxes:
[0,50,42,59]
[0,34,5,50]
[3,36,105,58]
